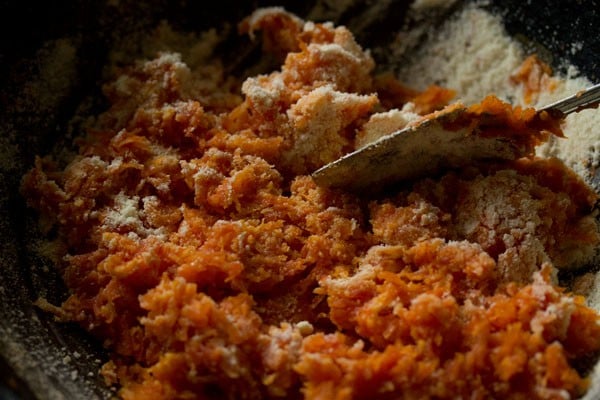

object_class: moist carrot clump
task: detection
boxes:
[21,8,600,400]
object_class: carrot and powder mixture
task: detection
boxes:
[21,8,600,400]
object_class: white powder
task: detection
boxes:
[395,5,525,105]
[103,192,167,239]
[104,192,142,229]
[391,3,600,187]
[532,76,600,184]
[355,106,420,149]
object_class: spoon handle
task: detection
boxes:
[540,83,600,118]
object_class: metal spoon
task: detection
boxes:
[312,83,600,191]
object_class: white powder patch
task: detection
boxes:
[313,42,362,65]
[104,192,141,229]
[355,106,420,149]
[395,5,524,105]
[390,4,600,188]
[103,192,167,239]
[588,273,600,312]
[242,74,287,111]
[284,85,376,171]
[533,75,600,185]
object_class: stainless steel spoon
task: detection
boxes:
[312,83,600,191]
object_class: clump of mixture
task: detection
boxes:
[21,8,600,400]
